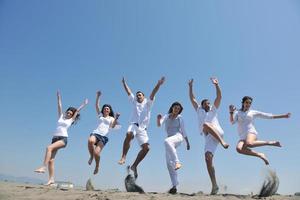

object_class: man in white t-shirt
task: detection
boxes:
[118,76,165,178]
[188,77,229,195]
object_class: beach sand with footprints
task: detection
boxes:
[1,181,300,200]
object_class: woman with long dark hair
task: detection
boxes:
[229,96,291,165]
[157,102,190,194]
[87,91,120,175]
[34,91,88,185]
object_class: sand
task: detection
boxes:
[0,181,299,200]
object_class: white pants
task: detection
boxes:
[164,133,183,187]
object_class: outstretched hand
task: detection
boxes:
[122,77,126,84]
[210,77,219,85]
[115,112,121,119]
[229,105,236,113]
[96,91,101,97]
[157,114,162,120]
[188,79,193,87]
[83,98,89,105]
[158,77,165,85]
[286,113,291,118]
[186,143,190,150]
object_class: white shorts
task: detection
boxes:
[204,133,223,155]
[239,131,258,141]
[127,124,149,146]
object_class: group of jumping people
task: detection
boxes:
[34,76,291,195]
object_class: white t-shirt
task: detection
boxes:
[160,114,187,137]
[128,93,153,130]
[196,105,224,135]
[232,109,273,138]
[52,114,74,137]
[92,114,116,136]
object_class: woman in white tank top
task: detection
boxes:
[87,91,120,175]
[34,91,88,185]
[229,96,291,165]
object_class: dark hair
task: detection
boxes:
[201,99,209,107]
[241,96,253,111]
[136,91,144,96]
[66,107,79,125]
[168,102,183,114]
[101,104,115,117]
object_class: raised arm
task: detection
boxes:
[157,114,163,127]
[229,105,236,124]
[57,91,63,118]
[211,77,221,109]
[150,77,165,101]
[272,113,291,119]
[122,77,132,96]
[72,98,89,121]
[95,91,101,116]
[111,113,120,128]
[188,79,198,111]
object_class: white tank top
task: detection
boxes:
[52,114,74,137]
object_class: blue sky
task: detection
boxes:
[0,0,300,194]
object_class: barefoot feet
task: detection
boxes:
[210,185,219,195]
[258,153,269,165]
[34,166,46,173]
[118,157,126,165]
[175,163,182,170]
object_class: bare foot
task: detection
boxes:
[34,166,46,173]
[210,185,219,195]
[258,153,269,165]
[270,141,281,147]
[93,166,99,175]
[88,157,93,165]
[175,163,182,170]
[118,157,126,165]
[130,165,138,179]
[44,179,55,186]
[222,143,229,149]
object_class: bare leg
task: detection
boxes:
[205,151,219,195]
[131,143,150,178]
[46,149,58,185]
[118,132,134,165]
[93,142,104,175]
[35,140,65,173]
[88,136,97,165]
[203,123,229,149]
[246,133,281,148]
[236,140,269,165]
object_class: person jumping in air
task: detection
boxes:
[34,91,88,185]
[157,102,190,194]
[118,76,165,179]
[88,91,121,175]
[188,77,229,195]
[229,96,291,165]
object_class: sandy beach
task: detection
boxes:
[0,181,299,200]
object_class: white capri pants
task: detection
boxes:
[164,133,184,187]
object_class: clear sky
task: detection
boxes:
[0,0,300,195]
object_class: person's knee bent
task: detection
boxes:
[49,158,55,165]
[125,132,134,141]
[236,146,243,153]
[88,137,95,145]
[164,138,171,147]
[205,152,213,164]
[245,141,254,147]
[142,144,150,153]
[46,145,53,152]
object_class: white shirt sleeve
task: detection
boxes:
[160,114,167,126]
[179,115,187,137]
[232,111,238,124]
[253,110,273,119]
[128,93,135,104]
